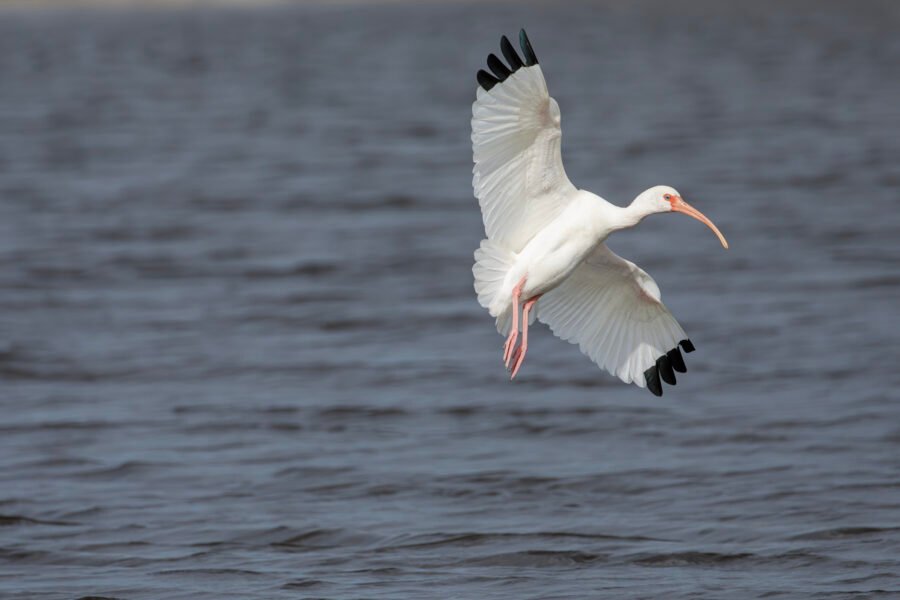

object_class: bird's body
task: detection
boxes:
[471,31,728,395]
[493,191,615,313]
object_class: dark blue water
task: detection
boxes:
[0,1,899,598]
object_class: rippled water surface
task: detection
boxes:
[1,1,899,598]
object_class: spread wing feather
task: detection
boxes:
[538,244,694,394]
[472,31,577,252]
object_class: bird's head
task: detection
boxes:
[636,185,729,249]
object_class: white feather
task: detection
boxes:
[537,245,687,387]
[471,65,577,253]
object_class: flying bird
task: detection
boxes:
[471,30,729,396]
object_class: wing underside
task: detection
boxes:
[538,244,695,395]
[471,30,577,253]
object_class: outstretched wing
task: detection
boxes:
[537,244,696,396]
[472,30,577,252]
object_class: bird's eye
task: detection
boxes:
[663,194,672,200]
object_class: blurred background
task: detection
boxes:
[0,0,898,598]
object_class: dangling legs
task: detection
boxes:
[502,277,526,367]
[510,294,541,380]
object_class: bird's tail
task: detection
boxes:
[473,239,517,334]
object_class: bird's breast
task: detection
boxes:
[516,218,597,299]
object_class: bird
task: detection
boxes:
[471,30,729,396]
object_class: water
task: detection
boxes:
[0,1,898,598]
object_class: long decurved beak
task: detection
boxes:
[672,197,729,249]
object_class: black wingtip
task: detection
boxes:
[500,35,524,71]
[667,347,687,373]
[679,339,696,353]
[644,366,663,397]
[486,53,512,81]
[477,69,500,91]
[519,29,538,66]
[657,355,677,385]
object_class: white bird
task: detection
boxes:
[471,30,729,396]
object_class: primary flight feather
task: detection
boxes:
[471,30,729,396]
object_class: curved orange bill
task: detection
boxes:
[672,197,729,249]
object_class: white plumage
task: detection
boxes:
[538,245,686,387]
[471,30,728,395]
[472,64,574,252]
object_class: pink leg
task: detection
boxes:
[510,294,541,380]
[502,277,526,367]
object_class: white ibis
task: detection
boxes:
[471,30,729,396]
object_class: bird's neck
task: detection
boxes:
[610,199,651,232]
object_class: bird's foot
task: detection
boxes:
[503,330,518,366]
[503,276,526,367]
[509,342,527,379]
[508,293,539,380]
